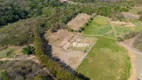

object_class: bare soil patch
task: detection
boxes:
[112,21,135,30]
[123,37,136,47]
[67,13,91,31]
[52,46,85,69]
[122,12,140,20]
[46,29,96,69]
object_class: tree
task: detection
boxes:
[22,46,34,55]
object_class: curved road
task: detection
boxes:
[119,42,142,57]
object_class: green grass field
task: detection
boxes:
[83,16,115,38]
[78,15,131,80]
[77,37,130,80]
[93,16,109,25]
[0,48,15,58]
[114,26,131,36]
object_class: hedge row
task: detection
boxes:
[33,26,80,80]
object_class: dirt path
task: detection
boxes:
[0,55,39,63]
[82,34,115,40]
[119,42,142,57]
[118,42,136,80]
[109,19,117,38]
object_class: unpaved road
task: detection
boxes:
[0,55,39,63]
[119,42,142,57]
[119,42,142,79]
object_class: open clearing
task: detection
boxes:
[77,37,130,80]
[128,7,142,15]
[121,12,140,20]
[0,48,15,58]
[46,29,96,69]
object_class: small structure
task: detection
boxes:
[73,42,89,47]
[61,38,71,50]
[60,0,67,3]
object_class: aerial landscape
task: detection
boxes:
[0,0,142,80]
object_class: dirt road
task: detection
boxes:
[0,55,39,63]
[119,42,142,79]
[119,42,136,80]
[119,42,142,57]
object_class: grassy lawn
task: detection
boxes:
[77,37,130,80]
[0,48,15,58]
[93,16,109,25]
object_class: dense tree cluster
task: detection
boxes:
[0,0,136,46]
[0,60,54,80]
[0,17,47,46]
[0,0,28,26]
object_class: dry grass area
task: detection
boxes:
[112,21,135,27]
[122,12,140,20]
[67,13,91,31]
[112,21,135,30]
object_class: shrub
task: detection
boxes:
[34,76,45,80]
[0,71,9,80]
[139,15,142,21]
[0,60,53,80]
[138,11,142,15]
[117,37,124,42]
[123,31,137,40]
[22,46,34,55]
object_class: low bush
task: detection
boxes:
[22,46,34,55]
